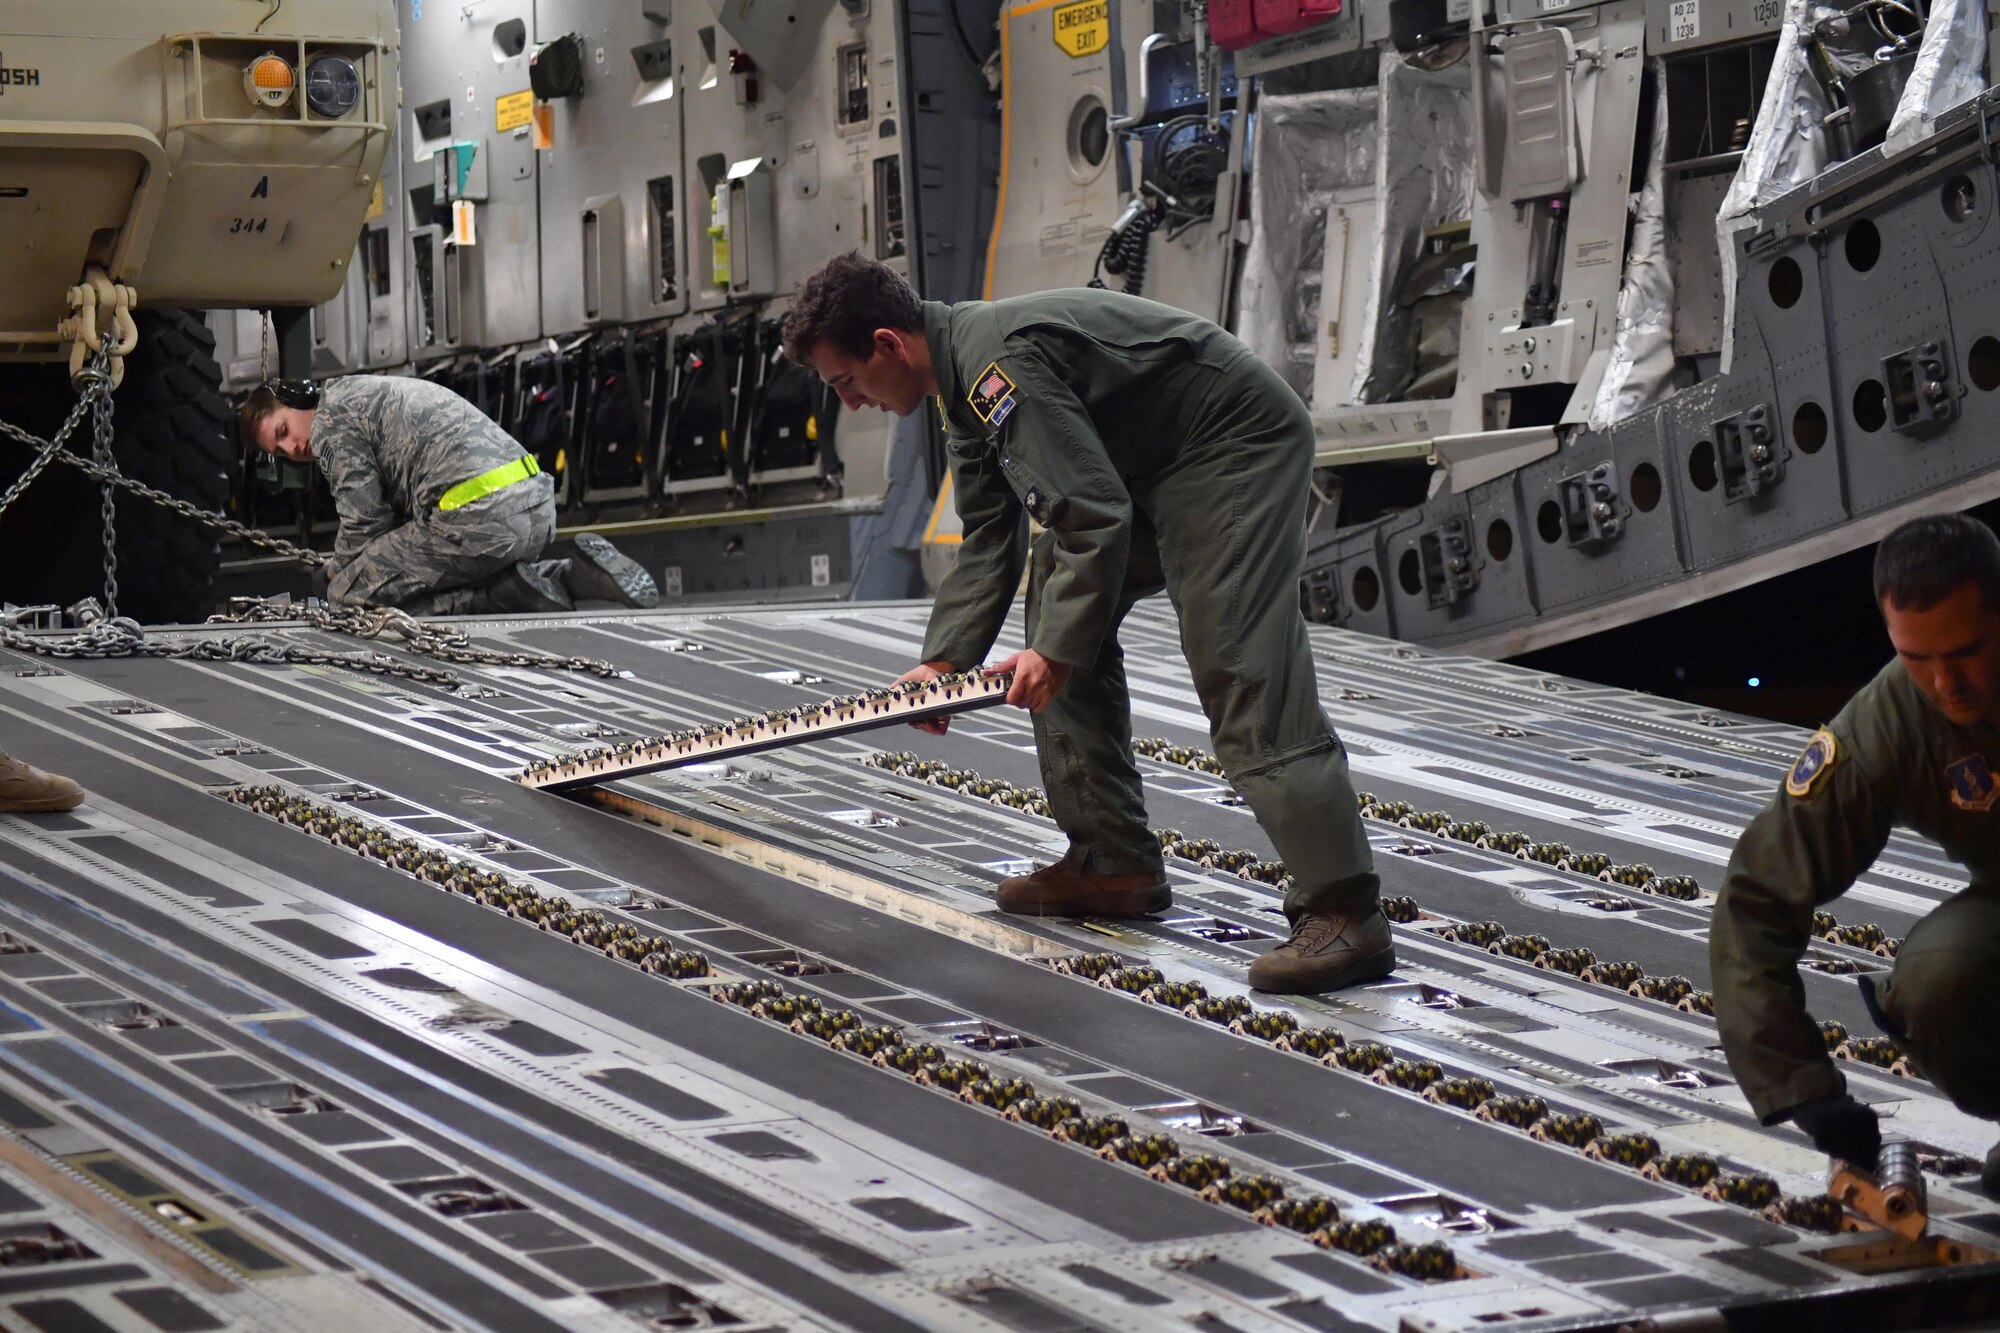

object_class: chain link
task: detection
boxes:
[209,597,624,677]
[0,612,464,686]
[0,348,113,523]
[1,597,625,686]
[0,344,326,569]
[91,367,119,617]
[51,445,328,567]
[1,354,619,684]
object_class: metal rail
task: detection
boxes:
[517,668,1014,793]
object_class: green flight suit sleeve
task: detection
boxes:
[918,423,1027,669]
[986,345,1133,669]
[1709,730,1895,1123]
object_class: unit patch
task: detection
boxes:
[968,361,1019,428]
[1785,729,1838,798]
[1947,754,1999,811]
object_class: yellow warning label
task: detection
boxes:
[1052,0,1109,56]
[495,89,535,133]
[364,178,383,222]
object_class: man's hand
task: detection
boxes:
[894,661,955,734]
[1789,1090,1881,1171]
[988,649,1072,713]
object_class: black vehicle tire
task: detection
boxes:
[105,309,238,624]
[0,310,238,624]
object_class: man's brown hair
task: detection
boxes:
[780,252,923,365]
[1874,513,2000,613]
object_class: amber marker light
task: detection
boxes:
[244,53,296,110]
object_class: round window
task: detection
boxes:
[1066,95,1111,181]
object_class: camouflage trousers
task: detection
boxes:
[327,476,558,616]
[1021,351,1379,923]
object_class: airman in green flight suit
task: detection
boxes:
[1712,513,2000,1190]
[782,254,1392,994]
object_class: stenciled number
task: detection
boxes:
[229,217,269,235]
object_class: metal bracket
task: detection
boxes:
[1882,338,1959,437]
[1431,425,1559,494]
[1830,1142,1927,1240]
[65,598,107,628]
[1300,564,1343,624]
[0,604,62,632]
[1556,462,1624,547]
[1418,517,1479,608]
[1714,404,1785,503]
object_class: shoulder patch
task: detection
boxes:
[1947,753,1999,811]
[1786,729,1838,799]
[967,360,1019,428]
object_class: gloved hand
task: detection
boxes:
[308,562,330,601]
[1788,1090,1881,1171]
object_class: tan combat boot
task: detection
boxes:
[996,860,1171,917]
[1248,904,1396,994]
[0,751,84,814]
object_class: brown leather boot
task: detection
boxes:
[996,861,1171,917]
[0,751,84,814]
[1248,904,1396,994]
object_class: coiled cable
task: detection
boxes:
[1089,203,1159,296]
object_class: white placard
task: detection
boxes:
[1669,0,1700,41]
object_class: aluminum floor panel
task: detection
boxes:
[0,600,1989,1333]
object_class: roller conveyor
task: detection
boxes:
[0,599,1993,1332]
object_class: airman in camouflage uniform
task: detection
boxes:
[242,375,655,615]
[1712,513,2000,1190]
[783,255,1392,995]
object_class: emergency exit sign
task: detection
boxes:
[1052,0,1110,57]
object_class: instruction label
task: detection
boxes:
[1669,0,1700,41]
[1052,0,1110,57]
[495,88,534,133]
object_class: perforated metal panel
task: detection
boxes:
[1301,97,2000,657]
[398,0,543,349]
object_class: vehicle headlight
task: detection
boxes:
[304,55,362,118]
[244,53,296,110]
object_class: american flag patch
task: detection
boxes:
[966,360,1019,426]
